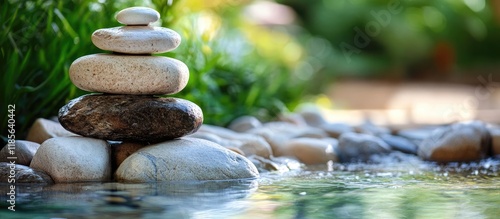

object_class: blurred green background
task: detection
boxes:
[2,0,500,142]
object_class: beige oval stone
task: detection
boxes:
[69,54,189,95]
[92,26,181,54]
[282,138,338,165]
[115,7,159,25]
[228,116,262,132]
[26,118,79,144]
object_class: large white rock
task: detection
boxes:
[115,138,259,182]
[92,26,181,54]
[30,137,111,183]
[115,7,160,25]
[69,54,189,95]
[281,138,338,165]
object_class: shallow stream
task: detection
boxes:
[1,156,499,219]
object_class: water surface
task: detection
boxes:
[1,156,499,219]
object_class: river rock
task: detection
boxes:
[299,110,327,127]
[228,116,262,132]
[111,142,145,170]
[278,113,308,126]
[320,122,354,138]
[116,7,160,25]
[379,134,418,155]
[92,26,181,54]
[0,163,53,184]
[59,94,203,143]
[490,128,500,156]
[30,137,111,183]
[337,132,392,162]
[115,138,259,182]
[0,140,40,166]
[418,121,491,162]
[69,54,189,95]
[26,118,79,144]
[252,122,328,139]
[281,138,338,165]
[195,125,273,158]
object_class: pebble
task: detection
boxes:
[228,116,262,132]
[278,113,308,126]
[281,138,338,165]
[92,26,181,54]
[355,121,391,136]
[0,163,53,184]
[320,122,354,138]
[26,118,79,144]
[59,94,203,143]
[115,138,259,182]
[337,132,392,162]
[69,54,189,95]
[195,125,273,158]
[299,110,327,127]
[30,137,111,183]
[379,134,418,155]
[115,7,160,26]
[111,142,145,171]
[418,121,491,162]
[0,140,40,166]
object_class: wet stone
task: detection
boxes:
[418,121,491,162]
[26,118,79,144]
[115,138,259,182]
[0,163,53,184]
[0,140,40,166]
[379,134,418,155]
[30,136,111,183]
[58,94,203,143]
[337,132,392,163]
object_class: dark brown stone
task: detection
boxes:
[58,94,203,143]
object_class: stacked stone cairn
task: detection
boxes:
[28,7,258,183]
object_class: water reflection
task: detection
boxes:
[0,179,258,218]
[0,159,499,218]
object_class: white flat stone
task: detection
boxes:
[69,54,189,95]
[116,7,160,25]
[92,26,181,54]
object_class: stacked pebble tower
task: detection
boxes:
[59,7,203,143]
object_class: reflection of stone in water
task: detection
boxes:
[0,179,257,218]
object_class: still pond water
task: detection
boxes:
[1,156,499,219]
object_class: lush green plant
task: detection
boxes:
[279,0,500,76]
[1,0,323,143]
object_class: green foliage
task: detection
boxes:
[1,0,320,142]
[279,0,500,75]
